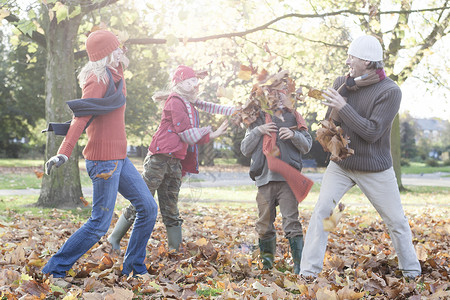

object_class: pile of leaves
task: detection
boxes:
[316,119,354,161]
[0,203,448,299]
[230,67,302,126]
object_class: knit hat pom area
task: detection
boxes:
[348,35,383,62]
[172,65,197,84]
[86,30,120,62]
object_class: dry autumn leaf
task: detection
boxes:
[307,88,325,100]
[95,162,118,180]
[34,170,44,179]
[323,203,345,232]
[316,119,354,161]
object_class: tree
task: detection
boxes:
[2,0,449,207]
[400,113,418,159]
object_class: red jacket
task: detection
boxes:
[148,93,210,174]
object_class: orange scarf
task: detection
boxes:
[263,112,313,203]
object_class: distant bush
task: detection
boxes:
[425,158,439,167]
[400,158,410,166]
[443,159,450,166]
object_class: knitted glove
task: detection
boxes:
[45,154,68,175]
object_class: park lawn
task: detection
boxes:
[1,184,447,222]
[402,161,450,174]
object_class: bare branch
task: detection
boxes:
[126,7,450,45]
[393,11,450,83]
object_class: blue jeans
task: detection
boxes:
[42,157,157,277]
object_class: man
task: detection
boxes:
[300,35,421,279]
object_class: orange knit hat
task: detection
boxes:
[86,30,120,62]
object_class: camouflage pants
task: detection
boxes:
[122,154,183,227]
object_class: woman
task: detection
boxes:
[42,30,157,280]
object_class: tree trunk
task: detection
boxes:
[391,114,405,191]
[38,10,84,208]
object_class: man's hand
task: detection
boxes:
[209,120,229,139]
[45,154,68,175]
[322,88,347,111]
[279,127,294,140]
[258,122,278,136]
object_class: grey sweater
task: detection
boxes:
[331,76,401,172]
[241,112,312,187]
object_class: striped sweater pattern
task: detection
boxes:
[332,76,401,172]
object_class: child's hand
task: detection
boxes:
[258,122,277,136]
[279,127,294,140]
[210,120,229,139]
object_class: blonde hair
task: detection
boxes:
[77,53,117,88]
[152,80,198,107]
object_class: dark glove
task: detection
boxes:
[45,154,68,175]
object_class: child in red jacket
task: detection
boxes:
[108,65,236,251]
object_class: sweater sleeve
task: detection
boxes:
[291,130,313,154]
[194,99,235,115]
[240,126,263,157]
[338,87,401,144]
[57,75,107,158]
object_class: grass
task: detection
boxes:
[0,172,92,190]
[0,158,44,168]
[0,195,93,223]
[402,161,450,174]
[1,184,448,223]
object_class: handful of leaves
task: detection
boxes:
[316,119,354,161]
[231,68,303,126]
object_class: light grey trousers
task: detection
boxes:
[300,161,421,278]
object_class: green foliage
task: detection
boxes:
[400,113,418,159]
[0,31,45,158]
[425,158,439,167]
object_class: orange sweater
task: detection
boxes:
[58,65,127,160]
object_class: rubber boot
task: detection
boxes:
[288,235,304,274]
[166,226,182,251]
[107,214,133,251]
[258,236,276,270]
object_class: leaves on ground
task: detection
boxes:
[0,203,448,299]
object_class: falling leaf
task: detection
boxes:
[323,203,345,232]
[238,65,253,81]
[34,170,44,179]
[307,88,325,100]
[80,197,89,207]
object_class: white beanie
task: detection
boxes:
[348,35,383,61]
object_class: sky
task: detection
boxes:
[398,35,449,121]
